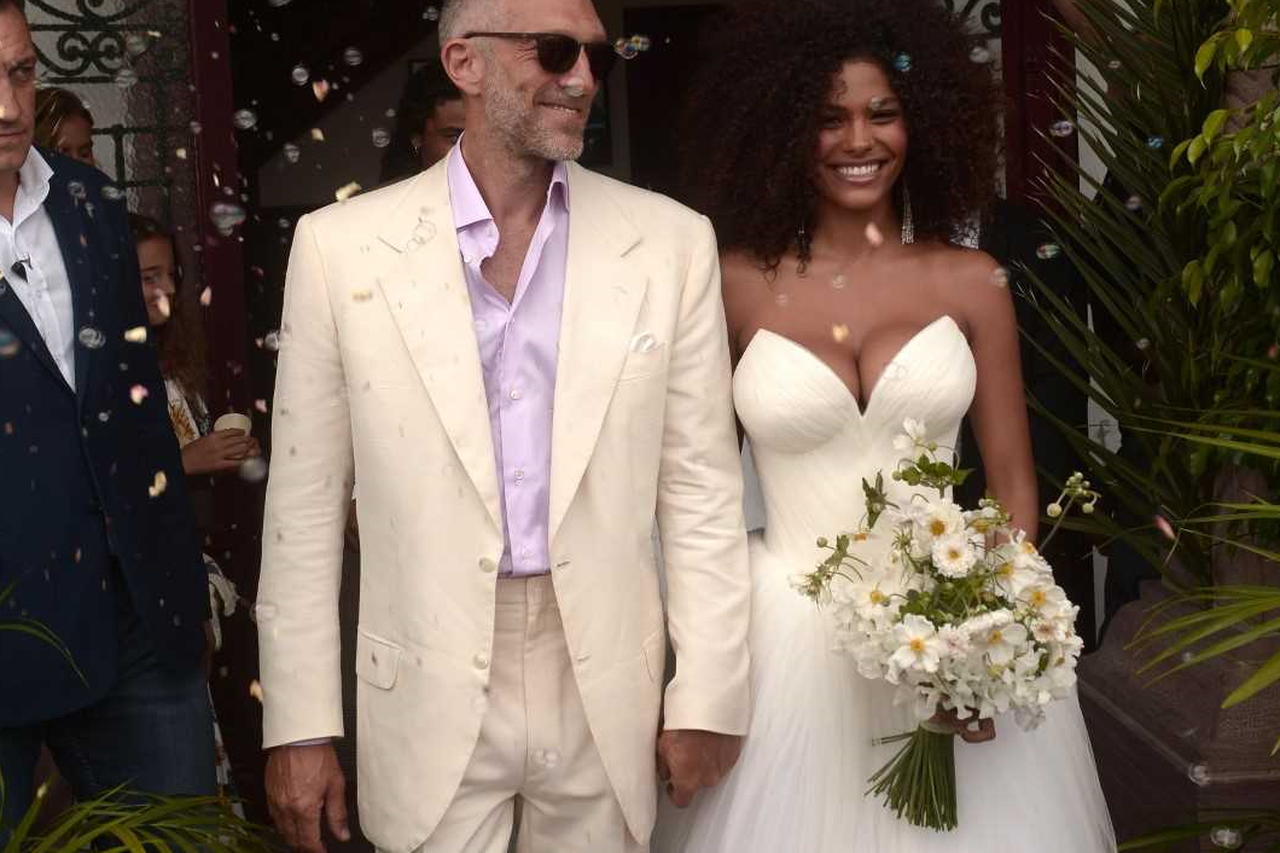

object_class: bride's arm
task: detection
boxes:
[957,252,1040,540]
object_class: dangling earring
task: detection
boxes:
[900,186,915,245]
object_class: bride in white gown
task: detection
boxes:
[653,1,1114,850]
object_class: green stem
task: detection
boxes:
[867,726,958,832]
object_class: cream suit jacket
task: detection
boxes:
[257,158,751,852]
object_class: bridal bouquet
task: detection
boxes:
[794,418,1097,831]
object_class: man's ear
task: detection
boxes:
[441,39,484,97]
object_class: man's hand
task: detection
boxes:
[265,743,350,853]
[656,729,743,808]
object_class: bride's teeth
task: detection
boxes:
[837,164,881,178]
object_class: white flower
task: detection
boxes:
[889,614,945,675]
[1018,583,1072,622]
[976,621,1029,666]
[992,554,1042,600]
[910,499,966,549]
[935,624,971,660]
[931,533,978,578]
[892,417,929,452]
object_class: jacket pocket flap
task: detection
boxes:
[355,630,402,689]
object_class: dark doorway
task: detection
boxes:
[623,4,725,200]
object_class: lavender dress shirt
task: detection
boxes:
[447,145,569,578]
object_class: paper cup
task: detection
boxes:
[214,412,252,436]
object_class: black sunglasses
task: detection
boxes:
[463,32,618,80]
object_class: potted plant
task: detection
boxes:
[1019,0,1280,848]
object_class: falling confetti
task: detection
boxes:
[865,222,884,248]
[248,679,264,702]
[210,200,247,234]
[262,330,282,351]
[632,332,658,353]
[67,181,86,200]
[1154,515,1176,540]
[991,267,1010,288]
[312,80,331,102]
[342,47,364,66]
[969,46,992,64]
[832,324,850,343]
[309,128,325,142]
[351,290,373,302]
[148,470,168,498]
[424,6,440,21]
[0,329,19,358]
[1049,120,1075,138]
[123,325,148,343]
[154,292,171,319]
[1146,135,1165,149]
[199,286,212,306]
[101,185,125,201]
[129,384,149,404]
[831,273,847,290]
[371,127,391,148]
[335,182,362,202]
[1036,243,1061,261]
[254,399,269,413]
[114,68,138,89]
[239,457,268,483]
[1125,195,1143,212]
[78,327,107,349]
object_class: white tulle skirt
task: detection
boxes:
[651,534,1116,853]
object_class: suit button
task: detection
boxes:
[473,653,490,670]
[478,558,496,573]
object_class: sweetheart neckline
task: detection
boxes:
[734,315,963,419]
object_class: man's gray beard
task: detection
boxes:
[483,72,585,162]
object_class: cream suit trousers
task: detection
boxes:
[400,576,647,853]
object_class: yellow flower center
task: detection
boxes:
[929,519,947,536]
[854,532,869,542]
[910,638,925,652]
[947,548,963,560]
[869,590,887,605]
[1030,590,1047,608]
[989,630,1003,644]
[1021,542,1036,555]
[997,562,1014,578]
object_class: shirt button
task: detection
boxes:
[478,558,496,573]
[513,469,525,482]
[509,389,522,401]
[473,653,490,670]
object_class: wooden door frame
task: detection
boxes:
[1002,0,1077,206]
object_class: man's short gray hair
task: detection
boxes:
[437,0,502,42]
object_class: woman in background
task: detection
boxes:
[130,213,259,813]
[34,86,96,167]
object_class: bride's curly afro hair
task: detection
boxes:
[677,0,1002,270]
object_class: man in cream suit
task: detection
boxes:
[256,0,751,850]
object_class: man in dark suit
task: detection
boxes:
[0,0,214,827]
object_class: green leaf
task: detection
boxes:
[1195,37,1220,78]
[1236,28,1255,55]
[1188,135,1209,165]
[1223,645,1280,708]
[1202,108,1230,140]
[1254,249,1275,287]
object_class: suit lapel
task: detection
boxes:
[547,164,647,544]
[376,163,503,534]
[43,170,95,409]
[0,277,69,393]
